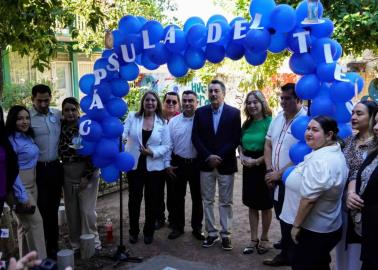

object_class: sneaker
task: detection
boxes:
[202,235,220,248]
[221,237,233,251]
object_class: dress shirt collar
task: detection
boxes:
[212,102,224,114]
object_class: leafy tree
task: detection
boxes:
[0,0,176,98]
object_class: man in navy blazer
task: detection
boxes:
[192,79,241,251]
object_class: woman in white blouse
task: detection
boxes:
[122,91,171,245]
[280,116,348,270]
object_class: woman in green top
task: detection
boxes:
[238,90,273,255]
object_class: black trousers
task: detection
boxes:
[273,181,289,260]
[128,169,164,237]
[291,226,342,270]
[36,160,63,257]
[156,174,174,224]
[170,155,203,232]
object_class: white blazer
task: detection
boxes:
[123,112,171,171]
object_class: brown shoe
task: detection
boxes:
[263,254,290,267]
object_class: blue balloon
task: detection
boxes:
[270,4,296,33]
[101,165,120,183]
[311,38,338,64]
[310,96,336,117]
[119,15,142,34]
[289,53,316,75]
[95,138,119,159]
[141,53,159,70]
[316,62,338,83]
[111,79,130,97]
[338,123,353,139]
[79,74,95,95]
[295,0,324,26]
[77,140,96,156]
[291,115,311,141]
[229,19,250,45]
[207,20,231,46]
[334,102,353,123]
[123,34,143,55]
[345,72,364,94]
[187,24,208,49]
[289,142,312,164]
[332,39,343,59]
[287,27,311,53]
[330,81,355,103]
[244,29,271,52]
[184,16,205,33]
[282,166,296,184]
[249,0,276,27]
[141,20,164,44]
[184,47,206,69]
[310,18,334,38]
[205,44,226,64]
[92,155,113,168]
[79,118,103,142]
[119,63,139,81]
[80,95,92,113]
[94,57,110,71]
[226,42,245,60]
[115,152,135,172]
[102,49,114,58]
[167,54,189,77]
[296,74,321,100]
[112,30,125,48]
[245,50,267,66]
[101,117,124,138]
[94,82,112,103]
[268,32,287,53]
[207,14,228,25]
[145,43,169,65]
[137,16,147,26]
[106,97,128,118]
[165,28,187,53]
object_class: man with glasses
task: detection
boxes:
[263,83,307,267]
[165,90,204,240]
[192,79,241,251]
[156,92,181,229]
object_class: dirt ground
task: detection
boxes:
[87,161,289,270]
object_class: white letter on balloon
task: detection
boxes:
[142,30,155,49]
[120,44,136,63]
[233,20,247,40]
[107,53,120,71]
[89,90,105,110]
[293,31,310,53]
[164,26,176,44]
[93,69,107,86]
[207,23,222,43]
[79,120,92,136]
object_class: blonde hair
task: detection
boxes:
[242,90,272,129]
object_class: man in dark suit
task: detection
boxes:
[192,79,241,251]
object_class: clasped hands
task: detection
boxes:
[265,170,282,188]
[240,155,258,167]
[207,155,222,169]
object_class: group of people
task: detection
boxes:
[0,85,101,261]
[1,79,378,270]
[121,79,378,270]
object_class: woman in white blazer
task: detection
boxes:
[123,91,170,245]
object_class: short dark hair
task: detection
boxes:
[163,91,181,104]
[281,83,297,99]
[312,115,339,141]
[6,105,34,138]
[182,90,198,98]
[62,97,80,110]
[32,84,51,97]
[209,79,226,93]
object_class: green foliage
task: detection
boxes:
[1,80,59,110]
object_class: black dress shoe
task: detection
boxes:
[155,220,165,230]
[144,235,154,245]
[168,229,184,240]
[192,230,205,241]
[273,240,282,249]
[129,234,138,244]
[263,254,290,266]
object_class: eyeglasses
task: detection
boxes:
[165,99,178,105]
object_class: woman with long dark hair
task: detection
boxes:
[6,105,46,258]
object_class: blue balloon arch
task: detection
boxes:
[78,0,364,182]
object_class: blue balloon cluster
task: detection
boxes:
[78,0,363,183]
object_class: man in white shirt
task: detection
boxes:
[166,90,204,240]
[263,83,307,267]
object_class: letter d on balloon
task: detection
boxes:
[79,120,92,136]
[207,23,222,43]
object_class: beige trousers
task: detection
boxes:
[17,168,47,259]
[63,162,100,250]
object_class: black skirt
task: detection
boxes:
[242,150,273,210]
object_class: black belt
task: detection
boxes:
[37,159,61,166]
[172,154,196,164]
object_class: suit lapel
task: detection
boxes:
[206,106,216,136]
[136,115,143,146]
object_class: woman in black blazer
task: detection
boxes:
[355,109,378,270]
